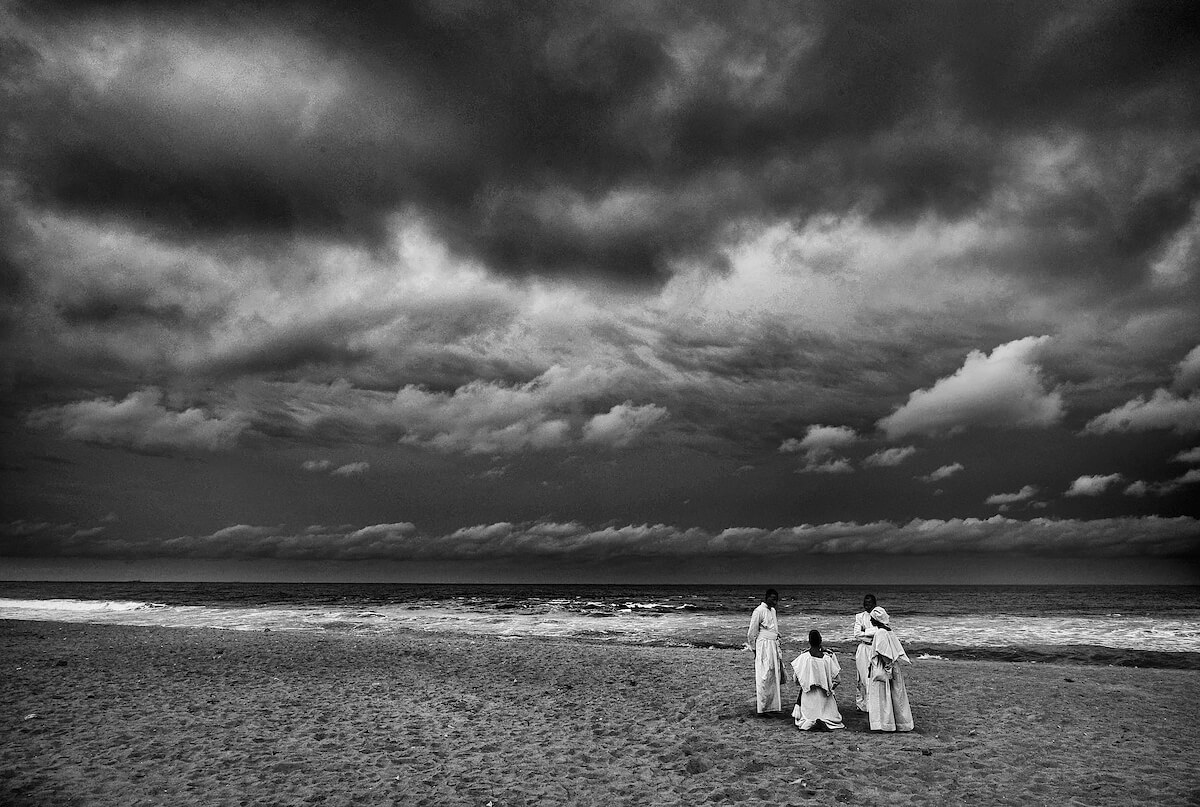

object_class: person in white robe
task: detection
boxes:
[746,588,784,713]
[790,630,844,730]
[866,606,914,732]
[853,593,878,712]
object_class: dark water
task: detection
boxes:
[2,581,1196,616]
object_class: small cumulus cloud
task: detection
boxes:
[985,485,1038,506]
[796,457,854,475]
[581,401,669,448]
[782,424,858,473]
[1174,345,1200,392]
[1086,346,1200,435]
[331,461,370,477]
[1065,473,1123,497]
[1084,390,1200,435]
[796,425,859,453]
[363,369,595,454]
[26,388,248,451]
[877,337,1063,439]
[863,446,918,468]
[1123,469,1200,497]
[302,458,369,476]
[421,419,571,454]
[1173,446,1200,464]
[918,463,964,483]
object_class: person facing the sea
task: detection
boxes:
[790,629,844,731]
[866,606,914,732]
[853,593,878,712]
[747,588,785,714]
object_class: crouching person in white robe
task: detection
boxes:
[866,606,914,732]
[790,630,844,731]
[747,588,784,713]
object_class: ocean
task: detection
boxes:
[1,582,1198,670]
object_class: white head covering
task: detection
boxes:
[870,608,910,664]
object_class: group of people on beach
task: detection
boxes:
[746,589,913,732]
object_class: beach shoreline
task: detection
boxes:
[3,619,1199,806]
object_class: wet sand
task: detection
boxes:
[3,620,1198,806]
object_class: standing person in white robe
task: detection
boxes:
[746,588,785,714]
[853,593,878,712]
[866,606,914,732]
[790,630,844,730]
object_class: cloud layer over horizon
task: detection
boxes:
[3,515,1196,562]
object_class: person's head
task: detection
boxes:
[862,593,877,612]
[808,629,822,648]
[870,605,891,630]
[764,588,780,608]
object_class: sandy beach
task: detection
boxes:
[3,620,1198,807]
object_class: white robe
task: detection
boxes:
[867,628,914,732]
[747,602,783,713]
[853,611,877,712]
[790,651,844,730]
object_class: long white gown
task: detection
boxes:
[853,610,877,712]
[867,629,914,732]
[790,650,844,730]
[747,602,783,713]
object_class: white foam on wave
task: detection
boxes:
[0,598,164,613]
[892,614,1200,653]
[2,599,1197,654]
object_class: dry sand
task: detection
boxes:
[3,620,1198,806]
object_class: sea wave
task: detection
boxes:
[2,595,1199,669]
[0,598,165,613]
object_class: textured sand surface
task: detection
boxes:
[3,620,1198,806]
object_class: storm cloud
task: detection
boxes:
[3,1,1199,581]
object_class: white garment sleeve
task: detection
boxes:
[856,612,877,643]
[747,604,763,646]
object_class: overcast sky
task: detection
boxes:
[2,0,1198,584]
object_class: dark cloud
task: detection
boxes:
[202,328,374,380]
[6,1,1198,286]
[2,1,1200,578]
[55,294,190,329]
